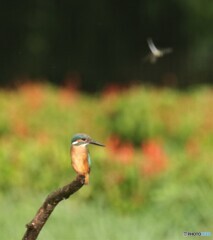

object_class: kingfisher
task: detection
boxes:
[144,38,173,63]
[70,133,105,185]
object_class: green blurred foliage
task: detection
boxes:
[0,83,212,235]
[106,87,205,146]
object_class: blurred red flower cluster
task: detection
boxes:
[106,135,134,165]
[106,135,168,178]
[18,82,45,109]
[141,140,168,176]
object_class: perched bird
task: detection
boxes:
[70,133,105,184]
[144,38,173,63]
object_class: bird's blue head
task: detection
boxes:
[71,133,105,147]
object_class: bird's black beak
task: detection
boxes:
[89,139,105,147]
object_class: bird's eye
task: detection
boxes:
[82,138,86,141]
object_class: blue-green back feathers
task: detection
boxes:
[88,153,91,166]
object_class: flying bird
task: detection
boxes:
[144,38,173,63]
[70,133,105,184]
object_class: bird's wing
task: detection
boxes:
[147,38,161,55]
[88,153,91,166]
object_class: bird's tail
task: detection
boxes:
[84,173,89,185]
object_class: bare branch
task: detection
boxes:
[22,175,85,240]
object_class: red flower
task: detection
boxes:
[106,135,134,165]
[19,82,45,109]
[141,140,168,176]
[102,84,122,99]
[58,87,78,106]
[106,135,121,153]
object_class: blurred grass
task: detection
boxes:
[0,193,211,240]
[1,193,152,240]
[0,83,212,239]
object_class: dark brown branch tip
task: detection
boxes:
[26,223,35,229]
[22,175,85,240]
[78,174,86,184]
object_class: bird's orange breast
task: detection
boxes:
[71,146,90,175]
